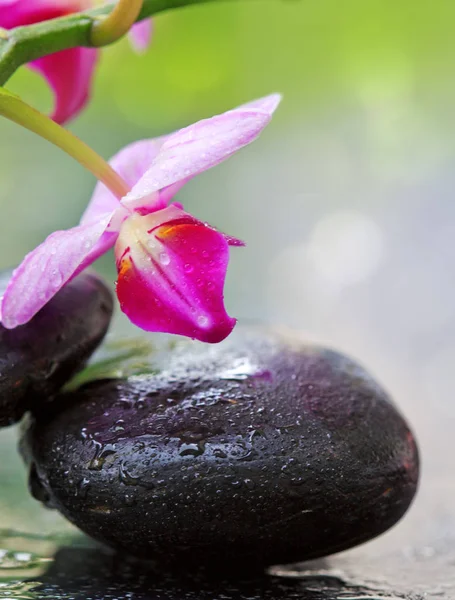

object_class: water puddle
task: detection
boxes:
[0,531,424,600]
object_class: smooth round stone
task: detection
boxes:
[0,269,113,426]
[22,327,419,569]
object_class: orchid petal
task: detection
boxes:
[0,0,95,125]
[238,94,282,113]
[128,18,153,53]
[72,230,119,278]
[81,139,165,226]
[223,233,245,247]
[1,213,114,329]
[115,205,236,343]
[29,47,98,125]
[0,1,89,27]
[121,94,282,210]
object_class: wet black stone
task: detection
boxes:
[21,327,419,570]
[0,269,113,426]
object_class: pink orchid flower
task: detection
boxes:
[0,95,281,343]
[0,0,152,124]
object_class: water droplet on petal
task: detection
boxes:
[51,271,62,288]
[184,263,193,274]
[197,315,209,327]
[159,252,170,266]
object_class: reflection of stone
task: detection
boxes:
[0,270,113,427]
[30,545,391,600]
[22,326,419,571]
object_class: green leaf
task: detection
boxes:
[64,337,162,391]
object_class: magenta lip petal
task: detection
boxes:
[115,207,238,343]
[223,234,245,247]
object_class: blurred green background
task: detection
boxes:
[0,0,455,569]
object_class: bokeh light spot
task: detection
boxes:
[307,210,384,286]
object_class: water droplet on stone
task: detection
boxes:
[179,442,206,457]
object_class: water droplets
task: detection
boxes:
[119,461,142,486]
[88,441,117,471]
[197,315,209,327]
[77,477,91,498]
[184,263,193,274]
[50,270,62,289]
[159,252,170,266]
[0,548,40,571]
[179,441,206,457]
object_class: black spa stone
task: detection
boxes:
[0,269,113,426]
[21,327,419,569]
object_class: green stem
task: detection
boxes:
[0,89,129,198]
[91,0,145,47]
[0,0,237,86]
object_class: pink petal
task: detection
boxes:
[238,94,282,113]
[115,205,236,343]
[128,18,153,53]
[122,94,282,210]
[1,214,114,329]
[0,0,21,13]
[81,139,165,226]
[223,233,245,247]
[0,0,95,124]
[73,230,119,278]
[0,1,87,27]
[29,47,98,125]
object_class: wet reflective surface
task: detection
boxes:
[0,528,452,600]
